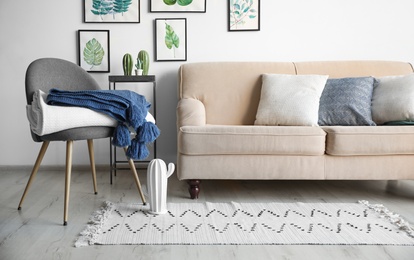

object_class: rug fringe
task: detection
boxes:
[358,200,414,238]
[74,201,115,247]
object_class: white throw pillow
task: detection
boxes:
[255,74,329,126]
[372,73,414,124]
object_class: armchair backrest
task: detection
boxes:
[25,58,104,142]
[25,58,101,105]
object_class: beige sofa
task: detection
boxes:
[176,61,414,199]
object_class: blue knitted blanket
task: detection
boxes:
[47,88,159,160]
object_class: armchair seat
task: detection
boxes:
[37,126,114,141]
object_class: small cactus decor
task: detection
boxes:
[135,58,143,76]
[137,50,150,75]
[135,58,142,70]
[122,53,133,76]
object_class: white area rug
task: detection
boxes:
[75,200,414,247]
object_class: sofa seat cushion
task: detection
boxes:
[179,125,326,155]
[322,126,414,156]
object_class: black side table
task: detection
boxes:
[108,75,156,184]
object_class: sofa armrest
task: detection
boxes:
[177,98,206,127]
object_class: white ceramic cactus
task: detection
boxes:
[147,159,175,214]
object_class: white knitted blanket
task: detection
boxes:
[26,90,154,136]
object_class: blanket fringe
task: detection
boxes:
[359,200,414,238]
[74,201,115,247]
[126,138,149,160]
[112,123,131,147]
[137,121,160,143]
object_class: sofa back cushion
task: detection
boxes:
[179,61,413,125]
[179,62,296,125]
[295,61,414,78]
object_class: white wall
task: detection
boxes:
[1,0,413,166]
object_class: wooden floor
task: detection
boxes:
[1,166,414,260]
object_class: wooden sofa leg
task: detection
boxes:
[187,180,201,199]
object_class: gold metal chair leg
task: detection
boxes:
[18,141,50,210]
[124,147,146,205]
[87,139,98,195]
[63,140,73,226]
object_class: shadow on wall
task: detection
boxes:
[154,69,179,164]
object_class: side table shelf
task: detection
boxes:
[108,75,157,184]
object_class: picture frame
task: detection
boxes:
[155,18,187,62]
[228,0,260,31]
[78,30,110,73]
[150,0,206,13]
[84,0,140,23]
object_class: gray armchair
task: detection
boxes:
[18,58,146,225]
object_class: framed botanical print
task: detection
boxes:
[150,0,206,13]
[78,30,110,73]
[155,18,187,61]
[228,0,260,31]
[84,0,140,23]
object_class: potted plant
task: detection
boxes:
[135,58,143,76]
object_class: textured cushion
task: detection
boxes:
[322,126,414,156]
[372,74,414,125]
[318,77,377,126]
[179,125,326,156]
[255,74,329,126]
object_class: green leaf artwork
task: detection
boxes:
[83,38,105,69]
[90,0,132,20]
[163,0,193,7]
[113,0,132,15]
[163,0,176,5]
[230,0,257,29]
[164,22,180,58]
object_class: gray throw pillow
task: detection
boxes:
[318,77,377,126]
[371,74,414,125]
